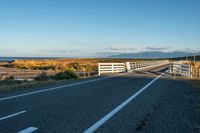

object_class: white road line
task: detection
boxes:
[83,72,165,133]
[18,127,38,133]
[0,73,126,102]
[0,110,26,121]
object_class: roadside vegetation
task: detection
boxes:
[11,58,151,71]
[12,59,97,71]
[35,70,79,81]
[0,58,154,93]
[0,70,79,93]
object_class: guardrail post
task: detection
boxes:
[98,63,100,76]
[126,62,131,72]
[169,63,172,73]
[112,64,114,73]
[190,64,192,78]
[179,64,182,75]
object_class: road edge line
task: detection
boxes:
[83,72,165,133]
[0,110,26,121]
[0,73,127,102]
[18,127,38,133]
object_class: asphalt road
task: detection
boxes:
[0,65,199,133]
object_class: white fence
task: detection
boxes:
[169,61,191,77]
[98,63,126,75]
[98,60,169,76]
[126,60,169,71]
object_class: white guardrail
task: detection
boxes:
[169,61,191,78]
[98,63,126,76]
[98,60,169,76]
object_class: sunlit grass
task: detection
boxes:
[12,58,147,71]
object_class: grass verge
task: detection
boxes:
[0,70,83,94]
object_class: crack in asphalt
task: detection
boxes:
[135,102,161,131]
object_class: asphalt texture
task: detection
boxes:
[0,66,199,133]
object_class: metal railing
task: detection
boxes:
[126,60,169,71]
[98,60,169,76]
[98,63,126,76]
[169,61,192,78]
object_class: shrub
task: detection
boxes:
[1,76,23,85]
[5,76,15,81]
[68,62,81,70]
[33,66,56,70]
[51,70,79,80]
[35,71,49,81]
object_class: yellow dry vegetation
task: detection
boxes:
[12,58,98,71]
[183,60,200,79]
[191,62,200,79]
[12,58,144,71]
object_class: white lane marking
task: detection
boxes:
[0,110,26,121]
[0,73,126,102]
[18,127,38,133]
[83,72,165,133]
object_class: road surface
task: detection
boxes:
[0,65,199,133]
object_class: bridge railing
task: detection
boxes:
[126,60,169,72]
[98,63,126,76]
[98,60,169,76]
[169,61,192,78]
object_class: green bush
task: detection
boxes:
[51,70,79,80]
[35,72,49,81]
[0,76,23,85]
[33,66,56,70]
[68,62,81,70]
[5,76,15,81]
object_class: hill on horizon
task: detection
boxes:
[108,51,200,60]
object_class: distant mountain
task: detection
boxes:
[0,57,59,62]
[108,51,200,59]
[171,55,200,61]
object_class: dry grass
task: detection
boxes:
[178,61,200,79]
[191,62,200,79]
[12,58,147,71]
[13,58,97,70]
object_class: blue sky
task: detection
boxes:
[0,0,200,57]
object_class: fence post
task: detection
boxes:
[190,64,192,78]
[125,62,131,72]
[98,63,100,76]
[169,63,172,73]
[112,64,114,73]
[179,64,182,75]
